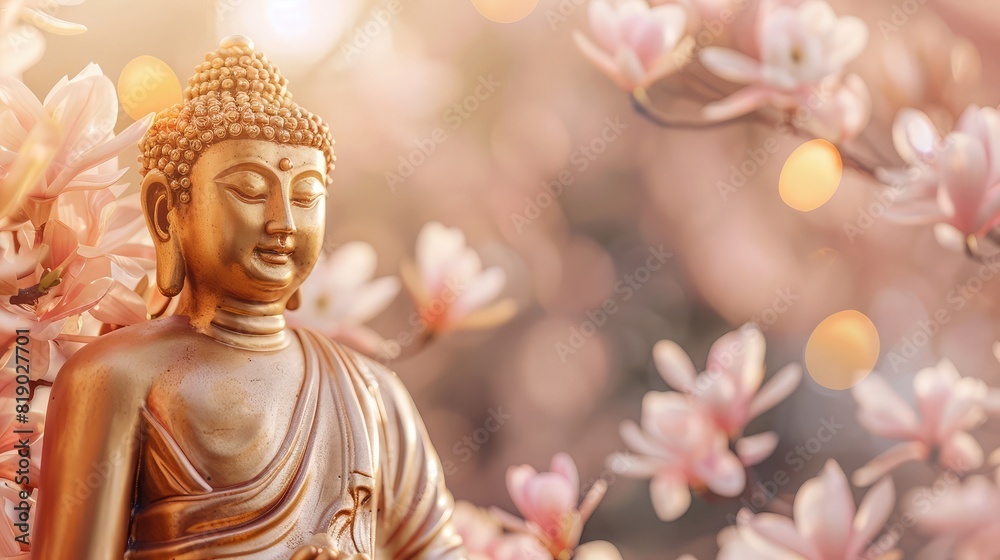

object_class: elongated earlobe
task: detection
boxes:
[286,289,301,311]
[157,236,185,298]
[142,171,185,297]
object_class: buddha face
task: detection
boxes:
[174,138,327,303]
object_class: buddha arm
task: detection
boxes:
[373,366,466,559]
[33,348,143,559]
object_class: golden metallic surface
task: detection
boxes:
[33,36,464,560]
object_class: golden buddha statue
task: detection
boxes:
[33,35,465,560]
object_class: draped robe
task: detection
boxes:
[123,328,464,559]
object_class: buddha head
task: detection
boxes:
[138,35,335,312]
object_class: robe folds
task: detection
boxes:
[124,328,464,559]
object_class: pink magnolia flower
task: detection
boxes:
[802,74,871,144]
[489,534,551,560]
[663,0,742,25]
[0,119,56,223]
[699,0,870,141]
[573,541,627,559]
[452,500,554,560]
[719,460,898,560]
[287,241,400,356]
[851,360,987,487]
[0,478,32,558]
[0,0,87,78]
[0,63,152,225]
[453,501,502,560]
[879,105,1000,251]
[612,391,746,521]
[401,222,516,336]
[0,375,44,485]
[574,0,688,91]
[911,474,1000,560]
[497,453,606,557]
[653,323,802,438]
[0,185,152,379]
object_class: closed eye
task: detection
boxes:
[216,170,270,203]
[224,186,268,204]
[291,195,323,209]
[291,177,325,208]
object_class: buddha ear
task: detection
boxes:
[141,171,185,297]
[285,289,301,311]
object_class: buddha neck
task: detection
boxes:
[176,291,291,352]
[206,306,289,351]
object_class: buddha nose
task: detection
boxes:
[265,197,297,236]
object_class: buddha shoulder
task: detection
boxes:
[51,316,197,407]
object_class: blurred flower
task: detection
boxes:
[699,0,870,140]
[653,323,802,438]
[0,120,56,223]
[0,64,154,377]
[490,534,551,560]
[803,74,871,144]
[911,474,1000,560]
[667,0,741,26]
[851,359,987,487]
[0,63,152,225]
[496,453,606,558]
[609,322,800,522]
[877,17,980,125]
[573,540,626,559]
[453,500,502,560]
[574,0,688,91]
[0,478,32,558]
[287,241,400,356]
[0,0,87,78]
[612,391,745,521]
[0,375,44,485]
[0,185,152,379]
[401,222,516,336]
[879,105,1000,252]
[452,500,555,560]
[719,460,897,560]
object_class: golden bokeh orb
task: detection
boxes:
[117,56,183,121]
[470,0,539,23]
[779,139,843,212]
[805,310,880,390]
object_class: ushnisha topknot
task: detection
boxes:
[138,35,335,204]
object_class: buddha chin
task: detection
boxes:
[31,35,466,560]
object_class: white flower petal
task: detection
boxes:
[852,441,927,487]
[700,47,763,84]
[650,472,692,521]
[735,432,779,467]
[652,339,698,391]
[748,363,801,422]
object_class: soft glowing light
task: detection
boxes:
[805,310,880,390]
[779,139,843,212]
[214,0,361,70]
[470,0,539,23]
[266,0,312,35]
[116,56,183,121]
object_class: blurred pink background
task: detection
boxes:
[17,0,1000,557]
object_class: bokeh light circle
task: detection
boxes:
[117,56,183,121]
[214,0,360,70]
[805,310,880,390]
[470,0,539,23]
[779,139,843,212]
